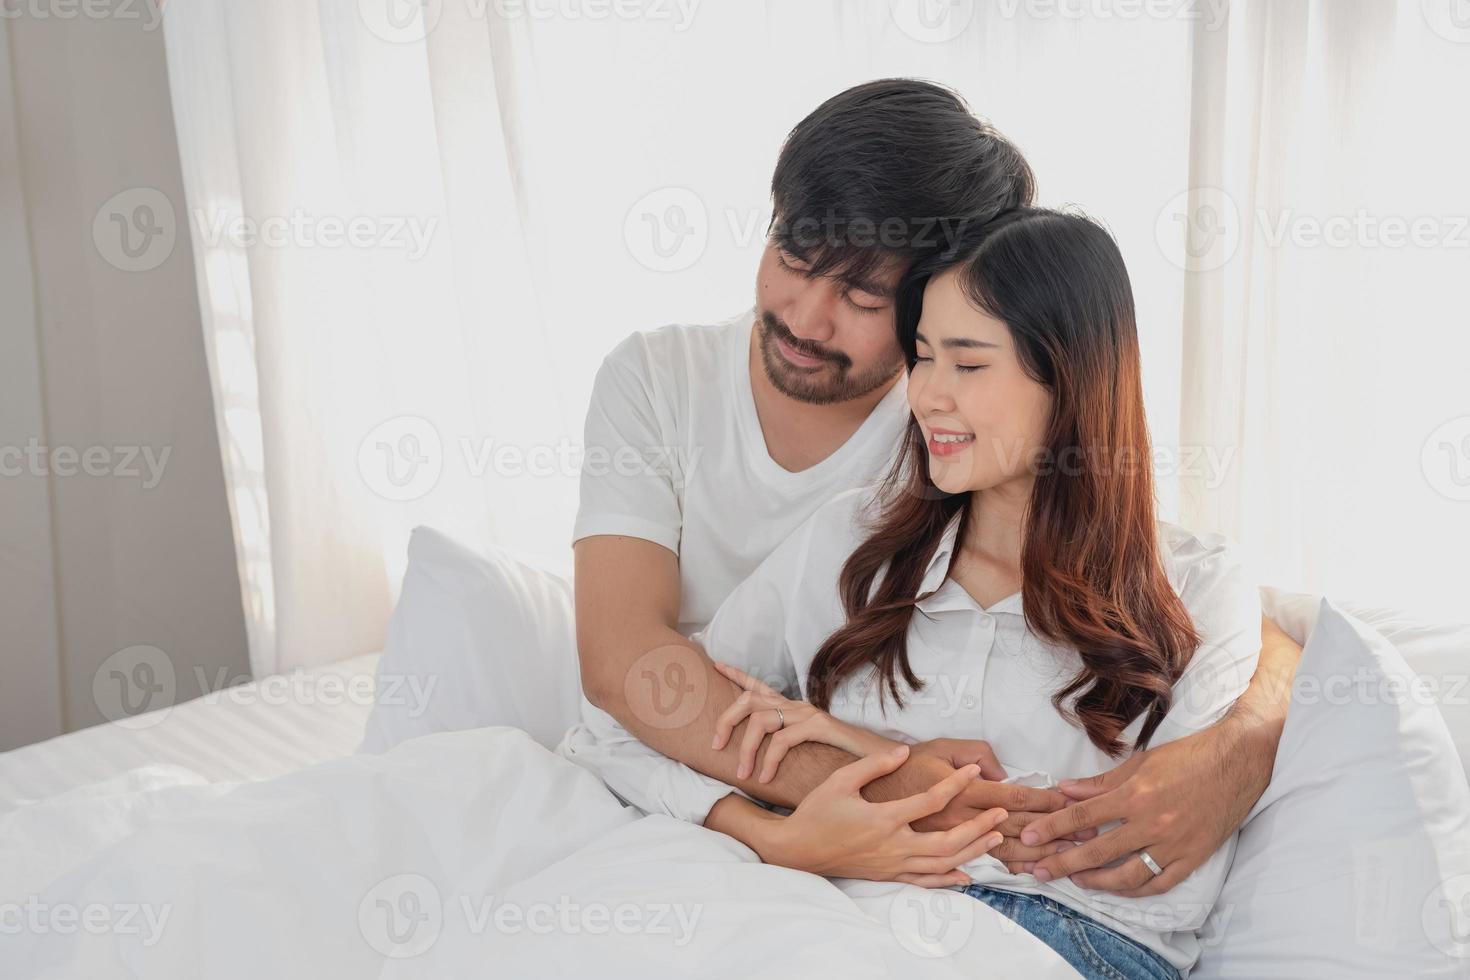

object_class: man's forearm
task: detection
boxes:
[1215,615,1303,800]
[594,630,860,809]
[1227,616,1301,746]
[575,536,927,814]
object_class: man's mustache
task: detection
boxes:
[761,312,850,368]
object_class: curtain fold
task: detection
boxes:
[1176,0,1469,621]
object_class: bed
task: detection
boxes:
[0,702,1078,979]
[0,653,380,814]
[1,575,1465,978]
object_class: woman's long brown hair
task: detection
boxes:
[807,208,1200,756]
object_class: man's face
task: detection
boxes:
[754,240,907,406]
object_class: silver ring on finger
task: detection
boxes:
[1138,850,1163,877]
[774,706,786,730]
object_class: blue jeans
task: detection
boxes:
[963,885,1181,980]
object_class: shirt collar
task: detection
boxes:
[914,512,1024,616]
[916,512,964,598]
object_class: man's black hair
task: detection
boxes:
[769,78,1035,293]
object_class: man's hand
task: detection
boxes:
[908,737,1008,780]
[1020,714,1269,895]
[861,740,1085,873]
[1020,615,1300,895]
[1021,722,1263,894]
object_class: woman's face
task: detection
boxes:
[907,268,1053,497]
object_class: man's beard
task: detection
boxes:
[756,310,903,406]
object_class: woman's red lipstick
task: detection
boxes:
[926,428,976,457]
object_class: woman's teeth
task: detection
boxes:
[933,434,974,444]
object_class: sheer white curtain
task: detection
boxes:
[162,0,1464,675]
[1174,0,1470,622]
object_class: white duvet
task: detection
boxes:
[0,727,1078,979]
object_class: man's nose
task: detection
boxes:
[784,282,840,345]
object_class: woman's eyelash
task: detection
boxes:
[914,355,985,373]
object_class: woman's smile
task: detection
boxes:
[927,426,976,457]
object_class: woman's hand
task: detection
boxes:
[757,743,1009,887]
[711,661,898,781]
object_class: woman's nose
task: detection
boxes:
[915,367,956,414]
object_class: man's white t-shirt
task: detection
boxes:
[572,306,910,636]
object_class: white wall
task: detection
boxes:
[0,8,248,749]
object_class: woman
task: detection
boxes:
[682,208,1260,979]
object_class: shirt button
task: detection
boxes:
[962,695,977,710]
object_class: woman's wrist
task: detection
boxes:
[748,811,802,869]
[705,794,801,869]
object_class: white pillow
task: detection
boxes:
[359,527,583,753]
[1332,599,1470,783]
[1262,586,1470,783]
[1195,599,1470,978]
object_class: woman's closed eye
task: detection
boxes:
[914,353,987,374]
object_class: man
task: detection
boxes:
[560,78,1301,896]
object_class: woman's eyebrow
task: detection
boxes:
[914,330,999,349]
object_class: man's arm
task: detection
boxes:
[1021,615,1301,894]
[1218,614,1296,748]
[576,533,893,809]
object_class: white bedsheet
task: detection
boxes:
[0,653,379,814]
[0,727,1077,979]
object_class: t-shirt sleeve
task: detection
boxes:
[572,336,682,553]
